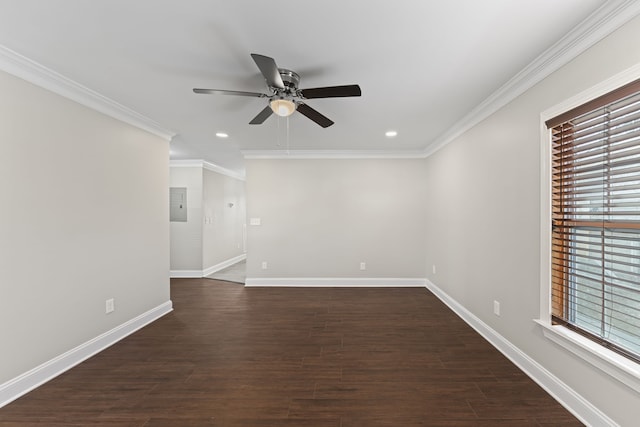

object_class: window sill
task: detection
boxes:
[534,319,640,393]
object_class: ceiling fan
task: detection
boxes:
[193,53,361,128]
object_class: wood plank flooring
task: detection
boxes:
[0,279,583,426]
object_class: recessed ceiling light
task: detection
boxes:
[385,130,398,137]
[215,132,229,138]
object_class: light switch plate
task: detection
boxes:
[106,298,115,314]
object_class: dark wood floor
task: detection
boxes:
[0,279,583,426]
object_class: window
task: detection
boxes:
[546,78,640,363]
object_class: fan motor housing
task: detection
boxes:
[278,68,300,89]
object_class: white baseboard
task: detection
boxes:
[169,269,202,278]
[0,300,173,409]
[245,277,427,287]
[424,279,617,427]
[202,253,246,277]
[170,254,246,279]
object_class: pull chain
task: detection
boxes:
[286,115,290,155]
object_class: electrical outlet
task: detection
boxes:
[360,262,366,270]
[261,261,268,270]
[493,300,500,316]
[106,298,115,314]
[432,264,436,274]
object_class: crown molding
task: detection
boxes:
[202,160,246,181]
[242,149,426,160]
[0,44,175,141]
[170,159,245,181]
[4,1,637,158]
[423,0,640,158]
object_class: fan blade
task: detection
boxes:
[300,84,361,99]
[251,53,285,89]
[193,88,266,97]
[296,103,334,128]
[249,105,273,125]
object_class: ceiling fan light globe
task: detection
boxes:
[270,99,296,117]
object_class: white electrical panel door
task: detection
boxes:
[170,187,187,222]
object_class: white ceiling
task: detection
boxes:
[0,0,615,173]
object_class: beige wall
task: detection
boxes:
[423,15,640,426]
[169,166,203,271]
[245,158,427,279]
[0,9,636,423]
[169,165,246,274]
[0,70,170,384]
[243,16,640,423]
[202,169,246,269]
